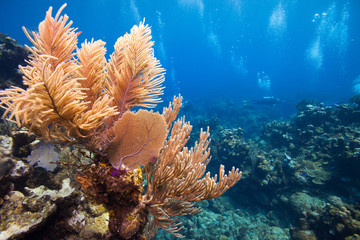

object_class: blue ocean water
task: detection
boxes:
[1,0,359,105]
[2,2,360,239]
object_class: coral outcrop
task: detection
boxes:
[0,33,29,89]
[0,178,75,240]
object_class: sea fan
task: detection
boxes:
[107,109,168,170]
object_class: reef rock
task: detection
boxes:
[0,178,75,240]
[0,33,29,89]
[289,192,326,217]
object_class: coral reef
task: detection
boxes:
[182,97,294,139]
[151,97,360,240]
[0,4,241,239]
[211,100,360,239]
[1,3,360,240]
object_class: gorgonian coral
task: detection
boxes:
[0,4,242,239]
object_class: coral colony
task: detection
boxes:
[0,4,241,239]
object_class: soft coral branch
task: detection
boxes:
[107,21,165,117]
[143,113,242,237]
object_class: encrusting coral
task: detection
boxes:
[0,3,242,239]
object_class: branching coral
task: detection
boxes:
[143,96,242,237]
[0,4,242,239]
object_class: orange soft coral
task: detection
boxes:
[0,4,242,239]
